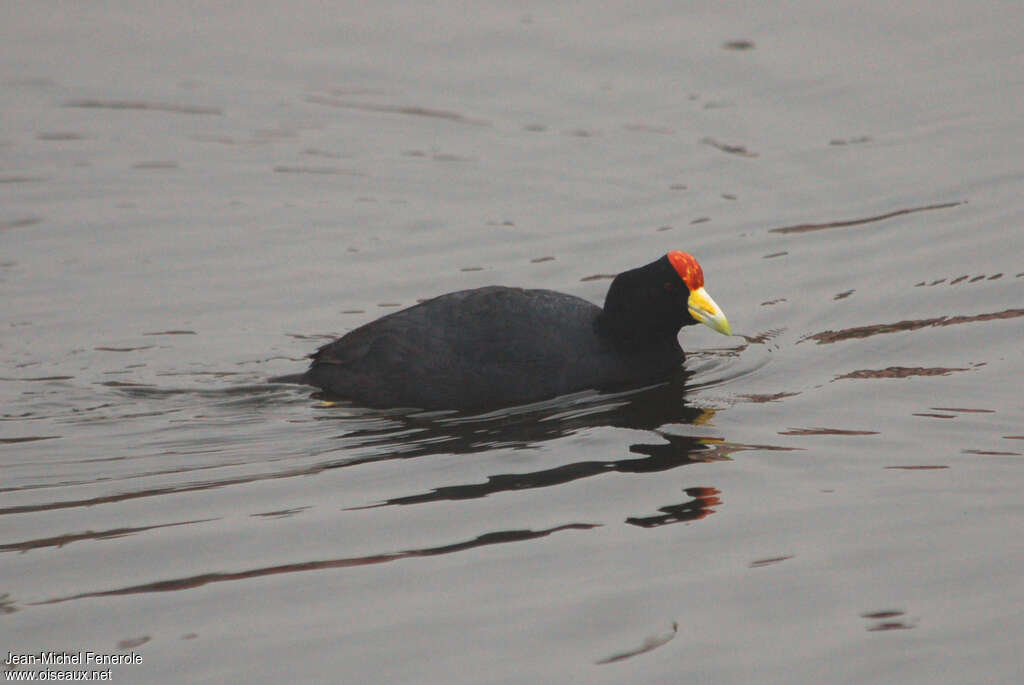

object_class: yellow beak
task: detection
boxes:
[687,286,732,336]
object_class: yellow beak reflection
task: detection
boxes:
[687,286,732,336]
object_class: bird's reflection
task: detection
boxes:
[320,369,704,465]
[350,432,728,510]
[315,369,784,509]
[625,486,721,528]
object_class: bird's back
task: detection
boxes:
[305,286,676,409]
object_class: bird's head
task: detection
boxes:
[600,251,731,347]
[667,251,731,336]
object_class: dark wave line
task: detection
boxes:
[802,308,1024,344]
[769,201,962,234]
[31,523,598,605]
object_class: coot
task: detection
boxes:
[277,251,730,410]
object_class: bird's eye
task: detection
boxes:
[663,281,677,291]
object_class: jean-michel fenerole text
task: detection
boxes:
[6,651,142,666]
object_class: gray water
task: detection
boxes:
[3,2,1023,683]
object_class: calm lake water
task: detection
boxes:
[3,2,1023,683]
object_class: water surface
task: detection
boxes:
[3,2,1023,683]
